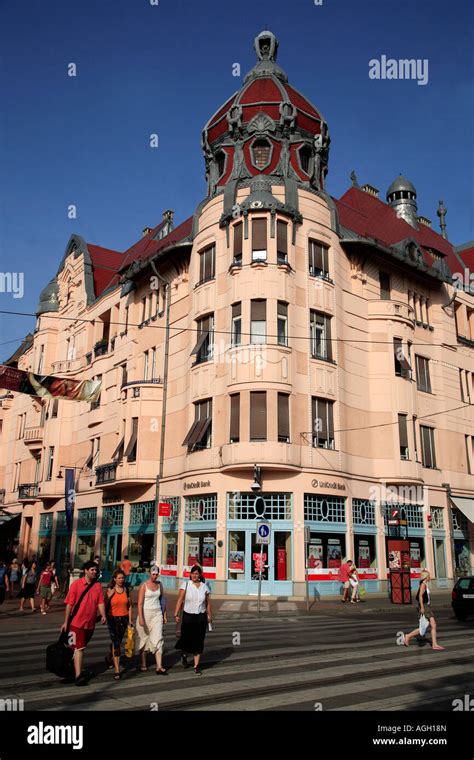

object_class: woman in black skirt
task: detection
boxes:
[174,565,212,675]
[19,561,38,611]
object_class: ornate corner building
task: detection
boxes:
[0,31,473,596]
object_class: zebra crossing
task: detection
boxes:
[0,610,472,711]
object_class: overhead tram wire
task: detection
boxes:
[0,310,463,349]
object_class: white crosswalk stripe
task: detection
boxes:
[0,612,472,711]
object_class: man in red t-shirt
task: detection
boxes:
[61,561,105,684]
[338,559,353,603]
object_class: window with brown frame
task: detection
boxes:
[250,392,267,441]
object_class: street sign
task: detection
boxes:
[159,502,171,517]
[256,521,271,545]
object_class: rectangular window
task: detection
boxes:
[150,347,156,379]
[230,394,240,443]
[233,222,243,266]
[231,303,242,346]
[379,272,391,300]
[398,414,409,460]
[394,338,411,378]
[51,399,59,418]
[144,351,149,381]
[124,418,138,462]
[420,426,436,469]
[309,240,329,278]
[182,399,212,451]
[141,296,147,323]
[191,314,214,364]
[460,369,466,402]
[121,363,128,388]
[415,355,431,393]
[199,244,215,284]
[413,414,418,461]
[277,302,288,346]
[124,305,129,335]
[251,300,266,344]
[250,392,267,441]
[310,310,332,361]
[252,218,267,262]
[277,220,288,265]
[465,435,472,475]
[312,397,335,449]
[46,446,55,481]
[278,393,290,443]
[37,345,44,374]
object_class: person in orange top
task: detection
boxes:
[120,555,133,589]
[105,570,133,680]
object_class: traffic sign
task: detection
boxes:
[256,521,271,545]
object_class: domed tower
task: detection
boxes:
[201,30,330,227]
[386,175,418,229]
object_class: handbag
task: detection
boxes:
[359,585,367,598]
[124,625,135,658]
[419,613,430,637]
[45,581,96,677]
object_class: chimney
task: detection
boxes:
[417,216,432,228]
[162,209,174,224]
[361,184,379,198]
[161,209,174,237]
[142,227,153,237]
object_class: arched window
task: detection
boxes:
[298,144,312,174]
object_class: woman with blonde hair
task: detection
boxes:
[135,565,168,674]
[403,569,445,650]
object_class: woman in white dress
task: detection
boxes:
[135,565,168,674]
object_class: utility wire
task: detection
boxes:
[0,310,462,348]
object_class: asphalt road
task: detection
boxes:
[0,602,472,712]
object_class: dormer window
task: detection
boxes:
[216,150,226,178]
[251,138,272,170]
[298,144,312,175]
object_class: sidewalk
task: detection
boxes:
[0,588,454,630]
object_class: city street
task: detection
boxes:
[0,595,473,712]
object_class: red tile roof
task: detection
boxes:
[334,187,456,274]
[87,244,126,297]
[119,216,193,273]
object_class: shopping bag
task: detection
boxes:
[359,586,367,598]
[124,625,135,658]
[46,633,74,677]
[419,613,430,636]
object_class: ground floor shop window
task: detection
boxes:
[75,535,95,567]
[409,538,425,572]
[273,531,292,581]
[184,532,216,568]
[228,531,245,579]
[454,539,472,575]
[354,535,377,577]
[162,533,178,566]
[100,533,122,575]
[128,533,153,570]
[307,533,346,572]
[38,537,51,566]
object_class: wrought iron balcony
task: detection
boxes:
[95,463,117,485]
[94,339,109,358]
[18,483,39,500]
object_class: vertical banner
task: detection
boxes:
[327,538,342,568]
[358,541,370,568]
[65,468,75,533]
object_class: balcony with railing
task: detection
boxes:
[93,339,109,358]
[24,426,44,446]
[95,463,118,485]
[18,483,39,500]
[368,299,415,326]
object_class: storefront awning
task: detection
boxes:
[0,512,21,527]
[450,496,474,524]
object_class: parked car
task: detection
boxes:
[451,576,474,620]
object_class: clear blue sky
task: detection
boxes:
[0,0,472,361]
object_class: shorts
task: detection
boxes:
[343,581,350,589]
[419,605,434,619]
[68,625,95,651]
[40,586,52,600]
